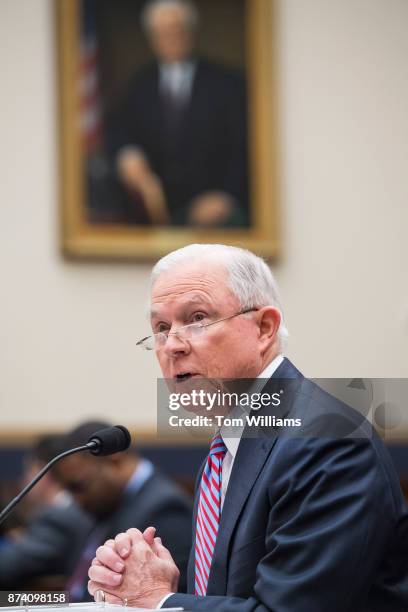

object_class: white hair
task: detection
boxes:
[141,0,199,32]
[150,244,289,346]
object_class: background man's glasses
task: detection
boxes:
[136,308,258,351]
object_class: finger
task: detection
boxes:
[88,580,97,597]
[88,580,101,597]
[153,537,176,563]
[142,526,156,547]
[127,528,152,553]
[126,527,143,539]
[114,532,132,558]
[151,536,162,556]
[88,564,123,587]
[126,527,147,544]
[93,539,114,565]
[91,557,103,567]
[95,545,125,573]
[88,581,123,605]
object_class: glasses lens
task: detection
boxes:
[153,332,168,349]
[140,326,205,350]
[137,337,154,350]
[183,323,205,339]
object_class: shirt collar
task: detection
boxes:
[221,354,284,459]
[159,61,196,87]
[258,354,284,379]
[160,59,195,72]
[124,458,154,495]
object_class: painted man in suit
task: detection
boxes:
[87,244,408,611]
[54,420,192,600]
[109,0,249,226]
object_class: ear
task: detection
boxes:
[257,307,281,348]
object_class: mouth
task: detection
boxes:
[174,372,199,383]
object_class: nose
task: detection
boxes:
[162,330,191,357]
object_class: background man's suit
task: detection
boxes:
[165,358,408,611]
[101,468,192,583]
[109,59,249,226]
[75,468,192,600]
[0,500,93,588]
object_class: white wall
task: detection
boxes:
[1,0,407,434]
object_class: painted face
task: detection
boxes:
[150,261,264,384]
[148,6,194,63]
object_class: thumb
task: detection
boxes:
[143,526,156,547]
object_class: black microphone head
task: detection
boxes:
[88,425,131,456]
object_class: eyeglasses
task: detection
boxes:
[136,308,258,351]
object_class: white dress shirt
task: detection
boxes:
[159,61,196,104]
[220,354,284,507]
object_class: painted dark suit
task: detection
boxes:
[108,59,249,226]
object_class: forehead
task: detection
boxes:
[57,453,92,477]
[150,262,237,316]
[150,6,187,29]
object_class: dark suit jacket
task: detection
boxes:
[0,500,93,588]
[165,358,408,611]
[109,59,249,226]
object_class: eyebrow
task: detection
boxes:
[150,295,214,319]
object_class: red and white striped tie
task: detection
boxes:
[194,433,227,596]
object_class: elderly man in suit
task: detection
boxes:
[109,0,248,227]
[87,244,408,611]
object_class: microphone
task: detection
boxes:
[0,425,131,526]
[88,425,132,456]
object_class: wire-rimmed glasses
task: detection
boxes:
[136,308,258,351]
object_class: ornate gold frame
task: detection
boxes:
[57,0,280,260]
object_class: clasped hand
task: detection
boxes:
[87,526,180,609]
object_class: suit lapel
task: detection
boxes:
[206,435,276,595]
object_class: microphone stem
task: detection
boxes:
[0,443,96,527]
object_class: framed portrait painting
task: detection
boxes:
[57,0,280,259]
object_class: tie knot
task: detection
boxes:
[210,433,227,458]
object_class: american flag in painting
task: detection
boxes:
[79,0,103,154]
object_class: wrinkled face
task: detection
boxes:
[150,261,264,382]
[147,6,194,63]
[54,454,121,518]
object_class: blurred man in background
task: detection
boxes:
[109,0,249,226]
[0,435,93,588]
[54,420,192,601]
